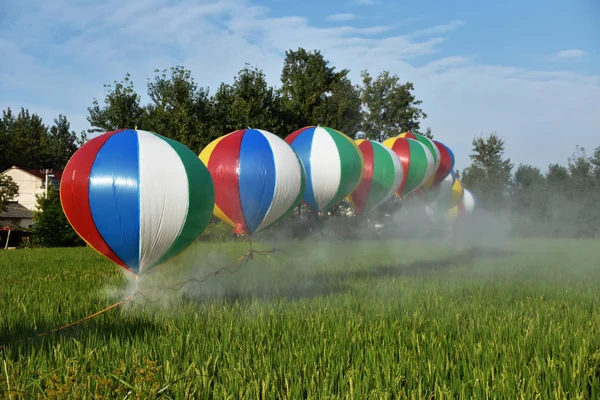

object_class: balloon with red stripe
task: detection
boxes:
[382,136,435,198]
[431,140,455,187]
[419,140,456,202]
[397,131,441,191]
[199,128,305,235]
[347,139,404,216]
[60,129,215,276]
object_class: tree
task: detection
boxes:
[31,185,84,247]
[359,70,427,141]
[280,48,361,136]
[544,162,577,237]
[417,127,434,139]
[145,66,212,153]
[87,73,147,134]
[47,114,81,168]
[0,107,49,170]
[321,76,362,137]
[566,146,598,237]
[0,175,19,212]
[512,164,545,207]
[461,132,513,209]
[510,164,546,235]
[0,107,82,171]
[211,64,287,138]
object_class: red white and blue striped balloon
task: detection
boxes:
[60,129,215,276]
[199,128,306,235]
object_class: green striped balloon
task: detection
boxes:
[347,139,404,215]
[285,125,364,212]
[397,131,441,190]
[383,136,435,198]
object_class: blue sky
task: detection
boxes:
[1,0,599,172]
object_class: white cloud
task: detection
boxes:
[554,49,588,59]
[327,13,356,21]
[0,0,599,172]
[408,20,464,37]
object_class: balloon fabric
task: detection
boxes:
[60,129,215,276]
[199,128,305,235]
[431,140,455,187]
[382,136,435,198]
[285,125,363,212]
[348,139,403,216]
[446,188,476,225]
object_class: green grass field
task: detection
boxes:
[1,238,600,399]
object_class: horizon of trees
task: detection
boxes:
[1,46,598,243]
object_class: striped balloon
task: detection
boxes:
[436,171,464,209]
[60,129,215,276]
[285,126,363,212]
[446,188,476,225]
[397,131,441,191]
[382,136,435,198]
[419,140,456,203]
[347,139,404,216]
[199,129,305,235]
[431,140,455,187]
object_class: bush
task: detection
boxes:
[31,185,84,247]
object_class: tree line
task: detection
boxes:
[1,46,598,245]
[84,48,431,154]
[461,134,600,238]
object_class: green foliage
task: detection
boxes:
[145,66,212,153]
[197,218,247,243]
[416,126,434,139]
[280,48,362,136]
[87,73,148,134]
[2,240,600,398]
[0,174,19,212]
[461,132,513,209]
[211,64,287,138]
[0,108,80,171]
[31,185,84,247]
[359,70,427,141]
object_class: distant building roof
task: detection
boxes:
[0,202,33,219]
[0,166,63,181]
[22,168,63,181]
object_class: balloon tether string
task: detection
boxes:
[0,251,257,349]
[1,223,320,349]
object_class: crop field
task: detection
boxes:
[1,238,600,399]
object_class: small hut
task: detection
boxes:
[0,202,33,249]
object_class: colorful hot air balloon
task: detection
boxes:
[199,128,305,235]
[285,125,363,212]
[402,134,440,194]
[435,170,464,210]
[417,140,456,203]
[397,132,441,179]
[431,140,455,187]
[60,129,215,276]
[446,188,476,225]
[382,136,435,198]
[347,139,404,216]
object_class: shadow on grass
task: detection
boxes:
[0,314,162,353]
[317,245,517,281]
[0,246,515,351]
[180,276,350,305]
[179,246,515,305]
